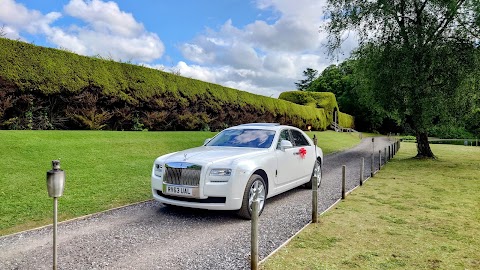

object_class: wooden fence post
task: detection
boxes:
[342,165,346,199]
[251,191,259,270]
[379,150,382,168]
[371,154,374,177]
[360,157,364,186]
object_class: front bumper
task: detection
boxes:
[151,174,244,210]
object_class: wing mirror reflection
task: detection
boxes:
[280,140,293,151]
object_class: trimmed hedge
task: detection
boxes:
[0,38,328,131]
[279,91,354,129]
[338,112,355,129]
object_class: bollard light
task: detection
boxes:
[46,160,65,270]
[47,160,65,198]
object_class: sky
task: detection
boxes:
[0,0,356,97]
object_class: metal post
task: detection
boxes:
[384,147,387,163]
[53,197,58,270]
[312,135,318,223]
[388,145,391,160]
[312,172,318,223]
[371,154,374,177]
[251,191,259,270]
[342,165,346,199]
[360,157,364,186]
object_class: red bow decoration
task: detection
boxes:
[299,148,307,159]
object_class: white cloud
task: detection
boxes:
[56,0,164,62]
[0,0,164,62]
[64,0,143,38]
[0,0,61,39]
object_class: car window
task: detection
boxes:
[276,129,292,149]
[290,130,311,147]
[206,129,276,148]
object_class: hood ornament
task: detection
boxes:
[183,153,188,161]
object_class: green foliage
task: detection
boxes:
[401,135,416,142]
[0,38,328,131]
[428,125,474,139]
[338,112,354,128]
[295,68,318,91]
[279,91,355,128]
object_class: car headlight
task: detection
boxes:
[154,164,163,177]
[210,168,232,176]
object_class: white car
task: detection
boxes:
[151,123,323,219]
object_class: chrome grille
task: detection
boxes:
[164,162,202,186]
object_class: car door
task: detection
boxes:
[289,129,315,181]
[275,129,311,186]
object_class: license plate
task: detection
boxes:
[164,185,193,197]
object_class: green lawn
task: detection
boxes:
[0,130,214,236]
[262,142,480,270]
[0,130,360,236]
[311,130,363,155]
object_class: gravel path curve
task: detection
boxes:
[0,137,395,270]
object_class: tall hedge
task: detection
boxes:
[278,91,355,129]
[0,38,328,131]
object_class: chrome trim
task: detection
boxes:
[163,162,202,187]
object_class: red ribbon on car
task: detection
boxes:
[299,147,307,159]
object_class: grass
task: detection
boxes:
[261,142,480,270]
[0,130,214,236]
[0,130,360,236]
[311,130,362,154]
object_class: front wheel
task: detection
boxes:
[305,160,322,189]
[237,174,266,219]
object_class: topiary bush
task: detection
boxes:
[279,90,355,128]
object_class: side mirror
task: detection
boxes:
[204,138,211,145]
[280,140,293,151]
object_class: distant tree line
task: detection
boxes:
[296,58,480,140]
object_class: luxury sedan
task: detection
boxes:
[151,123,323,219]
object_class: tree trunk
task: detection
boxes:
[416,132,435,158]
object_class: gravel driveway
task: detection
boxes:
[0,137,395,270]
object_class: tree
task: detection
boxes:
[308,60,387,132]
[295,68,318,90]
[325,0,480,158]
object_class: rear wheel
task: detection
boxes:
[237,174,266,219]
[305,160,321,189]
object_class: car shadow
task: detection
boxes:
[155,202,244,222]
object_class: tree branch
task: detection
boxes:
[427,0,466,45]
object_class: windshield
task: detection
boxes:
[206,129,276,148]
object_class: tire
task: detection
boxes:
[305,159,322,189]
[237,174,266,219]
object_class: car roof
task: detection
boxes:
[230,123,297,131]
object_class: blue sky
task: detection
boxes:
[0,0,356,97]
